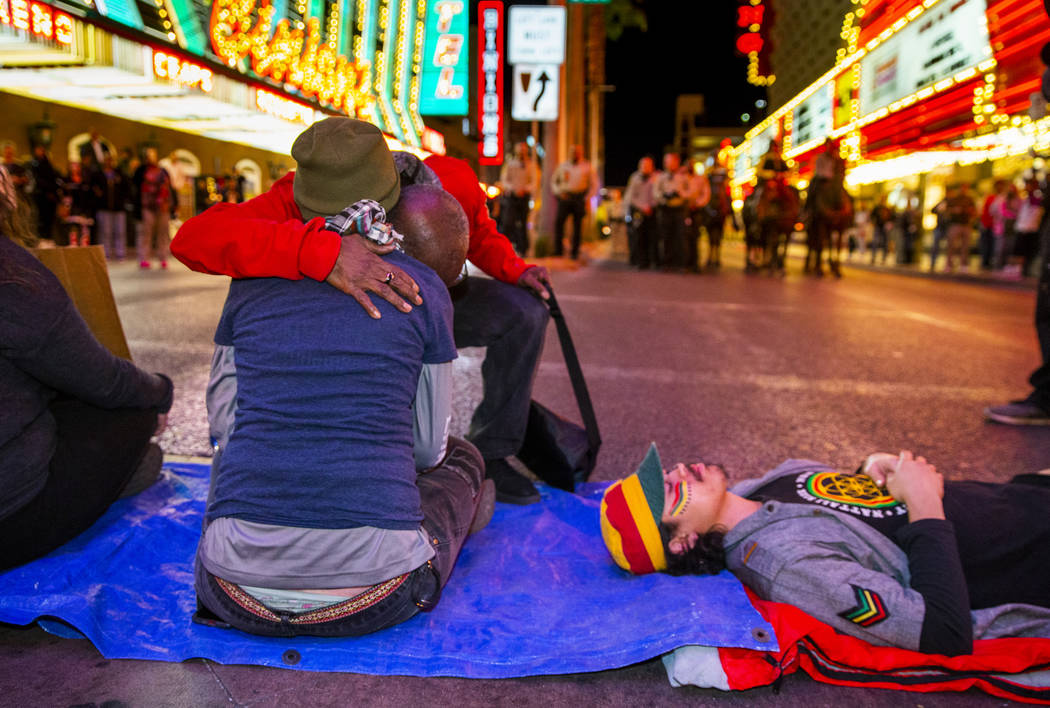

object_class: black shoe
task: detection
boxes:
[984,400,1050,425]
[485,458,540,505]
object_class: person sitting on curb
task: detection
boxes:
[0,165,173,571]
[196,148,494,637]
[599,445,1050,656]
[172,127,552,506]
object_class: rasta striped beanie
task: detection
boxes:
[599,443,667,574]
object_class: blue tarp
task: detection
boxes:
[0,463,776,677]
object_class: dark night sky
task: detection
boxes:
[603,3,769,185]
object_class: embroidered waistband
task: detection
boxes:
[214,573,409,625]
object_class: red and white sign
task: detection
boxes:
[477,1,504,166]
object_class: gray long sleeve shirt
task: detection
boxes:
[726,460,1050,652]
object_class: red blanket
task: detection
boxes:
[708,590,1050,702]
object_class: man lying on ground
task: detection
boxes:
[194,119,492,637]
[600,445,1050,655]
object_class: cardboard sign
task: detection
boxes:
[32,246,132,361]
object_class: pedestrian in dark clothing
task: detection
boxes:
[96,154,131,259]
[27,144,60,243]
[870,198,894,265]
[2,142,30,205]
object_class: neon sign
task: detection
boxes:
[478,1,503,165]
[419,0,468,115]
[0,1,73,46]
[736,0,774,87]
[209,0,368,116]
[153,50,214,92]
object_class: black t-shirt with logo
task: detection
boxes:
[751,469,909,539]
[750,468,1050,611]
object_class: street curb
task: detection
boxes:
[841,261,1038,291]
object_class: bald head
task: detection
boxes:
[387,184,469,286]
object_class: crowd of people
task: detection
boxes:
[848,173,1047,278]
[619,136,1049,280]
[1,132,253,270]
[623,151,735,272]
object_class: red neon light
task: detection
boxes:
[736,5,764,27]
[0,1,73,45]
[736,33,763,54]
[477,0,503,166]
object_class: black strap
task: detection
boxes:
[544,286,601,452]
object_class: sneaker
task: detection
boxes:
[469,479,496,534]
[139,260,151,269]
[485,458,540,505]
[984,400,1050,426]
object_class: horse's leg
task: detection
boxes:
[765,223,780,273]
[829,229,842,277]
[812,219,825,276]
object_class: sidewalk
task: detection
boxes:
[581,233,1039,290]
[839,251,1038,290]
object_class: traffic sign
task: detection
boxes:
[512,64,559,121]
[508,6,566,65]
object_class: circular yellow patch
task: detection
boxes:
[806,472,898,509]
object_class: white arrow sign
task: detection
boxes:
[512,64,559,121]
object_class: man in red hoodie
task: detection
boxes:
[172,140,551,505]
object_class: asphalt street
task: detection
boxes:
[3,243,1047,706]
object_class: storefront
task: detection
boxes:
[0,0,452,207]
[729,0,1050,220]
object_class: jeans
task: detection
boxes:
[450,276,549,460]
[0,399,156,570]
[554,193,586,258]
[929,225,946,270]
[97,209,127,259]
[195,437,485,637]
[1026,223,1050,410]
[499,194,531,255]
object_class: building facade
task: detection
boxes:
[767,0,855,109]
[729,0,1050,216]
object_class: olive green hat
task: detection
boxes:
[291,117,401,221]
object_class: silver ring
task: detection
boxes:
[384,272,394,285]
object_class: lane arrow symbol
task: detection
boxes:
[533,70,550,112]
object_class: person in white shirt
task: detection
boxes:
[623,156,657,268]
[682,160,711,272]
[498,142,540,256]
[551,145,596,259]
[651,152,692,270]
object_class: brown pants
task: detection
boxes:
[945,224,972,271]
